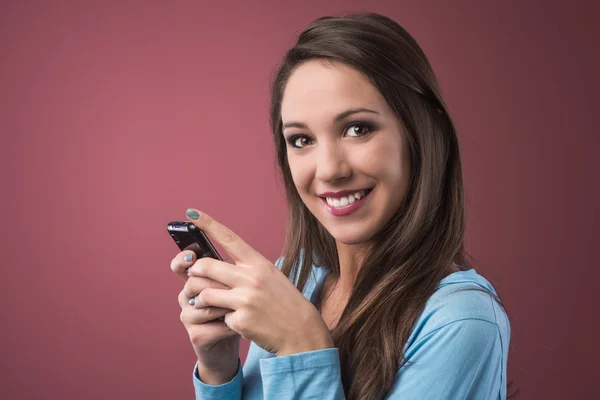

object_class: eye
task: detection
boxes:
[286,134,313,149]
[345,122,375,138]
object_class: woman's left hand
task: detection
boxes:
[184,208,334,356]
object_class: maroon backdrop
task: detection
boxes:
[1,1,598,399]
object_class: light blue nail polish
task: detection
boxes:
[186,209,200,220]
[188,298,195,306]
[184,254,193,262]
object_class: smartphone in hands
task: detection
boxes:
[167,221,223,261]
[168,221,226,322]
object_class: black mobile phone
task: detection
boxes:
[167,221,223,260]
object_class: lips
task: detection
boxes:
[320,188,373,216]
[324,189,369,207]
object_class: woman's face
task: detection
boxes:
[281,60,411,245]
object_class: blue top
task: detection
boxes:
[192,264,510,399]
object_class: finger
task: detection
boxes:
[179,306,230,325]
[195,287,240,310]
[170,250,196,281]
[179,277,229,305]
[188,257,245,288]
[185,209,258,263]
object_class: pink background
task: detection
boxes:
[1,0,598,398]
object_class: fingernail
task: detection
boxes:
[188,297,195,306]
[184,254,193,263]
[186,209,200,220]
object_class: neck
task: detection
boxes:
[333,241,371,293]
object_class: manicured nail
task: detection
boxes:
[184,254,193,263]
[188,297,195,306]
[186,209,200,220]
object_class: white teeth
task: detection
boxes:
[325,190,368,208]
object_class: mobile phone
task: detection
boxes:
[167,221,223,260]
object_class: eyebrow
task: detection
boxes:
[282,107,379,130]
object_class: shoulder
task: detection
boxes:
[392,269,510,397]
[406,269,510,351]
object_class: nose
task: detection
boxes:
[315,142,352,183]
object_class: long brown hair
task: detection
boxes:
[270,13,480,399]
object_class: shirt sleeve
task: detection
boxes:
[387,318,504,399]
[192,359,243,400]
[259,348,345,400]
[256,319,503,400]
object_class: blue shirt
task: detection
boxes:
[193,265,510,399]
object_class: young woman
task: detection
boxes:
[170,12,510,400]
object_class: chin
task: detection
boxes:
[323,224,377,246]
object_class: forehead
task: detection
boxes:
[281,60,387,122]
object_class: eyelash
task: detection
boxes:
[285,121,377,149]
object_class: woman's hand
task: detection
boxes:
[184,208,334,356]
[171,250,240,385]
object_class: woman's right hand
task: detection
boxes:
[171,250,241,385]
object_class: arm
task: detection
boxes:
[257,319,505,400]
[193,359,244,400]
[259,348,345,400]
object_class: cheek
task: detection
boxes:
[287,155,313,195]
[352,139,403,179]
[361,136,410,192]
[382,142,411,199]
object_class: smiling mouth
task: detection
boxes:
[322,189,371,207]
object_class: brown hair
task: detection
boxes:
[270,13,495,399]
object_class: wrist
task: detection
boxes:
[277,318,334,357]
[277,336,334,357]
[196,358,239,385]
